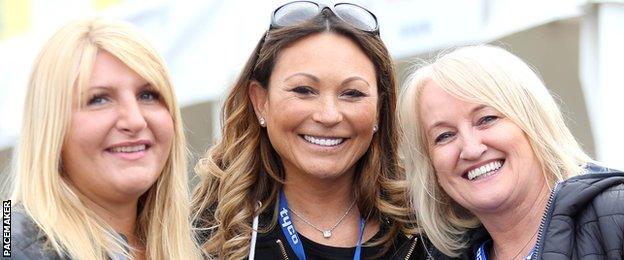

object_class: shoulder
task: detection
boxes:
[540,164,624,259]
[554,163,624,212]
[10,210,61,259]
[367,225,432,260]
[388,233,429,260]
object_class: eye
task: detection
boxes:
[87,94,109,106]
[290,86,315,95]
[342,89,366,98]
[476,115,499,126]
[138,90,160,102]
[434,132,455,144]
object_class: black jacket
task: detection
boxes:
[428,163,624,260]
[252,209,427,260]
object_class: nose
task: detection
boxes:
[459,130,487,160]
[311,96,343,127]
[116,99,147,134]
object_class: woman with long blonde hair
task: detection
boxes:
[10,18,201,259]
[192,1,425,259]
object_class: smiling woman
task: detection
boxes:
[399,45,624,259]
[9,19,201,259]
[192,1,424,259]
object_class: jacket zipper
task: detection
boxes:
[532,182,560,259]
[276,239,290,260]
[404,237,419,260]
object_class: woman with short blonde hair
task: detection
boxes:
[400,45,624,259]
[11,18,201,259]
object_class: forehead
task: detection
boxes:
[418,81,484,126]
[88,51,147,88]
[270,32,376,82]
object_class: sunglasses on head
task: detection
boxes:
[270,1,379,35]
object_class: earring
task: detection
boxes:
[372,124,378,133]
[258,117,266,127]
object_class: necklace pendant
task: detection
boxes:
[323,230,332,238]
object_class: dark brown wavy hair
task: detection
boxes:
[192,11,418,259]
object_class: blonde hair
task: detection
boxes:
[399,45,591,256]
[11,18,201,260]
[192,15,418,259]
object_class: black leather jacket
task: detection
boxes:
[192,205,428,260]
[251,209,427,260]
[428,163,624,260]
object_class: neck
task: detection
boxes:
[81,194,141,246]
[282,168,356,214]
[282,167,379,246]
[479,183,550,260]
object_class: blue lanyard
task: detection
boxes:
[475,240,536,260]
[278,191,365,260]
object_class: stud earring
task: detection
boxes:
[258,117,266,127]
[372,124,378,133]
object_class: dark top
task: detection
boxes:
[196,205,428,259]
[11,210,65,260]
[10,208,128,260]
[428,163,624,260]
[252,206,427,260]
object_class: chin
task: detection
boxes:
[117,176,159,196]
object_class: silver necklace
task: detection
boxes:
[493,227,539,260]
[288,199,356,238]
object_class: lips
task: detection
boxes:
[465,160,504,181]
[302,135,345,147]
[106,140,152,153]
[108,144,147,153]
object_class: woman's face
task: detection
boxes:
[62,51,174,205]
[250,32,378,180]
[419,81,545,215]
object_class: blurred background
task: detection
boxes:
[1,0,623,190]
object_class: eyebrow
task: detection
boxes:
[283,73,371,87]
[87,83,152,91]
[426,104,489,132]
[341,76,371,87]
[284,73,320,83]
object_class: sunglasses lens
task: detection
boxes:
[273,1,319,28]
[334,3,377,32]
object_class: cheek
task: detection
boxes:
[429,147,457,180]
[150,110,175,147]
[63,112,107,156]
[267,98,308,129]
[346,101,378,129]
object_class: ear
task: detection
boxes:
[248,80,268,121]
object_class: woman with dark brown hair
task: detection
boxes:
[192,1,424,259]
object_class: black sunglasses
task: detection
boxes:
[270,1,379,35]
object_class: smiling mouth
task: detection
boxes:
[465,160,504,181]
[107,144,149,153]
[301,135,345,147]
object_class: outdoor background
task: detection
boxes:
[1,0,623,192]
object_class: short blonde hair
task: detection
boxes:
[12,18,201,259]
[399,45,591,256]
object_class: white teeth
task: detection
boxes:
[109,144,146,153]
[303,135,344,147]
[467,161,503,181]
